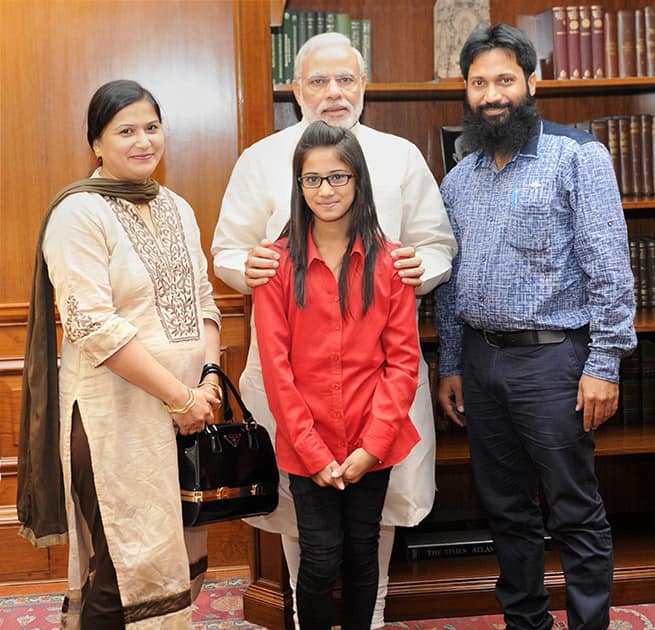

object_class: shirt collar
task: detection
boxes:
[475,119,543,169]
[307,226,364,265]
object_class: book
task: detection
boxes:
[621,342,642,425]
[639,237,650,307]
[306,11,317,39]
[334,12,351,37]
[604,11,619,78]
[636,9,647,77]
[578,5,593,79]
[316,11,326,34]
[297,10,308,49]
[552,7,569,79]
[325,11,336,33]
[566,6,582,79]
[591,117,609,148]
[591,5,605,78]
[282,9,295,84]
[645,6,655,76]
[647,237,655,307]
[350,18,363,56]
[630,115,644,195]
[607,117,621,188]
[617,115,635,195]
[629,237,641,306]
[641,338,655,423]
[617,9,637,78]
[361,18,372,81]
[641,114,654,196]
[271,27,283,86]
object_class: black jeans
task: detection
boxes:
[462,326,613,630]
[71,404,126,630]
[289,468,391,630]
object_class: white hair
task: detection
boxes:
[293,32,366,79]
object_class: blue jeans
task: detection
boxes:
[289,468,391,630]
[462,326,613,630]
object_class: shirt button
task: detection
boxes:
[333,296,339,302]
[333,383,341,390]
[330,353,339,362]
[479,296,484,302]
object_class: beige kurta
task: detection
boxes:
[43,181,221,629]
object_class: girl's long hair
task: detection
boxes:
[283,121,385,318]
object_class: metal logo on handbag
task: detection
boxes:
[176,366,279,527]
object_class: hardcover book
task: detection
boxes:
[578,5,593,79]
[636,8,647,77]
[641,114,654,196]
[645,6,655,76]
[630,114,644,195]
[604,11,619,78]
[566,5,582,79]
[617,9,637,77]
[552,6,569,79]
[591,5,605,78]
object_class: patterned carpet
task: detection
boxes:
[0,578,654,629]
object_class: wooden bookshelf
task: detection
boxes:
[238,1,655,627]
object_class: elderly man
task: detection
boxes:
[436,24,636,630]
[212,32,456,629]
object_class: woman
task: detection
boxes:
[17,80,221,629]
[254,121,420,629]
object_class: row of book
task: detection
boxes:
[629,237,655,309]
[272,10,372,86]
[581,114,655,197]
[518,6,655,80]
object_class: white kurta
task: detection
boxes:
[44,183,221,629]
[212,121,457,534]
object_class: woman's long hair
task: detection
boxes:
[283,121,385,318]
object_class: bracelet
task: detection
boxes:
[201,362,222,381]
[164,387,195,414]
[199,380,223,404]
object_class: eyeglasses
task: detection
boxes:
[300,74,361,92]
[298,173,355,189]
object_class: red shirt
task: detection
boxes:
[254,231,420,477]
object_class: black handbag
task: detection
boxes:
[176,366,279,527]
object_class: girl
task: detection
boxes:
[254,120,421,630]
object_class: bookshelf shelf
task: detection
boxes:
[435,425,655,465]
[386,530,655,620]
[273,76,655,101]
[624,198,655,211]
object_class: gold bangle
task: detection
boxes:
[199,380,223,405]
[164,388,195,414]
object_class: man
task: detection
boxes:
[435,24,636,630]
[212,32,456,629]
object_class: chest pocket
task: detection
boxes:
[507,180,555,254]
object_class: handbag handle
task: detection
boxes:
[207,365,257,429]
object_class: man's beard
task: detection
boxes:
[460,94,540,158]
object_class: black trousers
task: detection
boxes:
[462,326,613,630]
[289,468,391,630]
[71,404,126,630]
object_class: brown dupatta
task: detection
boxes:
[17,177,160,547]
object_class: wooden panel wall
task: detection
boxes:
[0,0,255,589]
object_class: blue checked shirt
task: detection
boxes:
[435,120,636,383]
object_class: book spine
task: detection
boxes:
[578,5,593,79]
[335,12,351,37]
[591,117,609,148]
[316,11,326,34]
[641,114,654,196]
[636,9,647,77]
[306,11,317,39]
[629,237,640,307]
[566,6,582,79]
[271,27,282,86]
[607,117,621,189]
[350,19,363,55]
[290,10,299,79]
[646,7,655,76]
[282,10,293,84]
[630,115,644,195]
[297,10,308,49]
[591,5,605,78]
[604,11,619,78]
[552,7,569,79]
[405,541,496,561]
[361,18,372,81]
[325,11,337,32]
[617,9,636,77]
[647,238,655,308]
[618,116,635,195]
[621,336,643,424]
[639,238,650,311]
